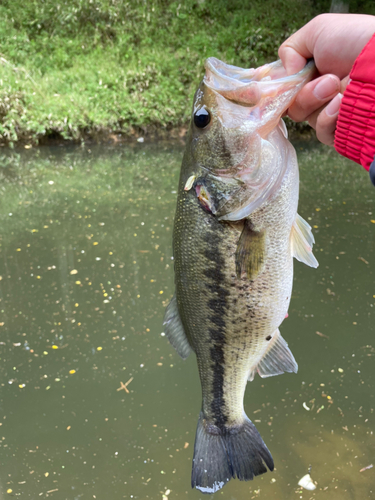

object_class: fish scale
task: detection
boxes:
[163,57,318,493]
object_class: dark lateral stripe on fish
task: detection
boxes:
[202,230,230,429]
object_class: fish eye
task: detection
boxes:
[194,107,211,129]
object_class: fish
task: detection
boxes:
[163,57,318,494]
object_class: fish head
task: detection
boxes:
[184,58,315,220]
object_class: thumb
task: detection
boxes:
[278,46,309,76]
[278,18,319,75]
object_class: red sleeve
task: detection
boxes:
[334,32,375,171]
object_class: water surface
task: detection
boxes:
[0,140,374,499]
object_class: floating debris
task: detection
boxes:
[360,464,373,472]
[298,473,316,490]
[302,402,310,411]
[117,377,133,393]
[358,256,369,265]
[316,331,329,339]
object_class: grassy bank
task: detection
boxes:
[0,0,374,145]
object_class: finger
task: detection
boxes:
[278,19,319,75]
[311,93,343,146]
[278,46,308,76]
[287,74,340,122]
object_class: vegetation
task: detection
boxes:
[0,0,374,144]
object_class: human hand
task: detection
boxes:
[278,14,375,145]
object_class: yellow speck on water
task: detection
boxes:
[315,208,321,212]
[7,489,12,494]
[66,426,71,431]
[19,384,25,388]
[52,345,58,350]
[97,347,103,351]
[69,369,76,375]
[31,229,38,233]
[75,280,81,285]
[70,269,78,275]
[88,282,92,286]
[134,233,137,237]
[109,251,113,255]
[16,248,21,252]
[150,279,155,282]
[93,242,98,245]
[103,293,108,297]
[36,276,41,279]
[88,224,91,227]
[338,368,344,373]
[159,291,164,295]
[44,472,49,477]
[327,395,332,400]
[313,225,318,229]
[137,294,140,298]
[75,303,79,307]
[371,220,375,224]
[43,351,48,355]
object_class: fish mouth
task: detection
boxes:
[204,58,315,108]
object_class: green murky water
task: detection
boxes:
[0,140,374,499]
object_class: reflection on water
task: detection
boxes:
[0,140,374,499]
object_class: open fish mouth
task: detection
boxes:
[204,58,315,108]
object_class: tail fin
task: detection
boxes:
[191,411,274,493]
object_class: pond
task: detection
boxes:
[0,139,374,499]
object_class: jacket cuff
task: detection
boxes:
[334,33,375,171]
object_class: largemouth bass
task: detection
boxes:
[163,57,318,493]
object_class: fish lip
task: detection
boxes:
[204,58,316,107]
[205,57,315,85]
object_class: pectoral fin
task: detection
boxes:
[291,213,319,268]
[248,329,298,381]
[163,294,192,359]
[235,220,265,280]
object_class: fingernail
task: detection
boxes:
[313,76,339,100]
[325,93,343,117]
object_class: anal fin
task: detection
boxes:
[163,293,192,359]
[235,219,265,280]
[291,213,319,268]
[248,329,298,381]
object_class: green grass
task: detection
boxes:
[0,0,374,144]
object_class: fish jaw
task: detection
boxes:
[204,58,315,136]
